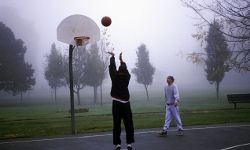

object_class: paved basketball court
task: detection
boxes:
[1,123,250,150]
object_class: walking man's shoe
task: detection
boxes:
[127,145,132,150]
[115,145,121,150]
[178,129,184,136]
[159,130,167,136]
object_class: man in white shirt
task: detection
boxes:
[159,76,184,136]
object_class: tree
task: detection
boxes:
[99,29,112,105]
[84,44,105,104]
[182,0,250,72]
[0,22,35,101]
[205,21,231,99]
[62,46,88,106]
[15,62,35,102]
[132,44,155,101]
[45,43,65,103]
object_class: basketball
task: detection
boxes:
[101,16,112,27]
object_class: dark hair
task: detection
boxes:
[118,62,127,73]
[167,76,174,82]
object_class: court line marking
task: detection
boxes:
[221,142,250,150]
[0,124,250,145]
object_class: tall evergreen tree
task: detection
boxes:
[132,44,155,101]
[0,22,35,100]
[205,21,231,99]
[84,44,105,104]
[62,46,88,106]
[45,43,65,103]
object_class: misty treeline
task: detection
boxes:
[45,42,108,105]
[45,32,155,105]
[0,22,35,102]
[0,22,156,105]
[181,0,249,98]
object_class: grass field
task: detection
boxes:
[0,90,250,140]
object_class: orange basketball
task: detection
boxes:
[101,16,112,27]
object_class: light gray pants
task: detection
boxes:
[163,105,183,131]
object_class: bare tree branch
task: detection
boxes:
[181,0,250,72]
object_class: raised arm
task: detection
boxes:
[119,52,123,63]
[108,52,116,79]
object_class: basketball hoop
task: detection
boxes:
[57,14,100,46]
[74,36,90,46]
[57,14,100,135]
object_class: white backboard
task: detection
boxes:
[57,14,100,46]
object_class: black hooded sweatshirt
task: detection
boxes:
[109,56,130,101]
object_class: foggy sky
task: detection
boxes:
[0,0,249,95]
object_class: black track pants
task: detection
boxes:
[112,100,135,145]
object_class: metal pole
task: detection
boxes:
[69,44,76,134]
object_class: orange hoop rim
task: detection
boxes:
[74,36,90,46]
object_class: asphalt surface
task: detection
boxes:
[1,123,250,150]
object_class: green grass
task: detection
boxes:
[1,92,250,140]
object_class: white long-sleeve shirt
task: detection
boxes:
[164,83,180,104]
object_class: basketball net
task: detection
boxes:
[74,36,90,46]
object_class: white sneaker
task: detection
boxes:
[178,129,184,136]
[159,130,167,136]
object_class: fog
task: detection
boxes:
[0,0,249,100]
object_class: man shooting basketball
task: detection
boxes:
[108,52,134,150]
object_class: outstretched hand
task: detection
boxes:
[107,51,114,56]
[119,52,123,62]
